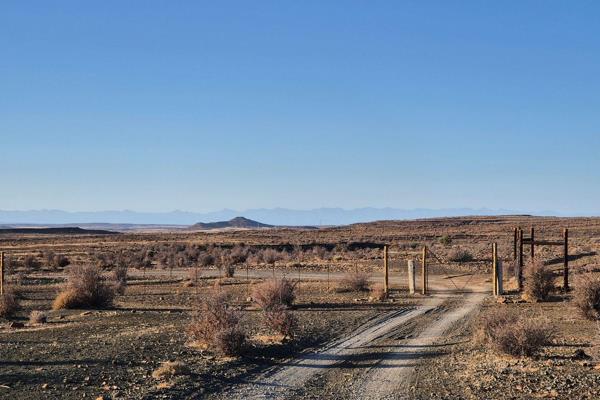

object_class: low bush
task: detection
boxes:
[29,310,47,324]
[112,266,128,295]
[152,361,190,380]
[338,271,370,292]
[188,291,246,356]
[0,291,19,318]
[448,249,474,263]
[477,308,553,357]
[223,264,236,278]
[371,284,388,301]
[439,235,452,246]
[263,305,298,339]
[52,265,115,310]
[252,278,296,310]
[574,276,600,320]
[524,261,554,302]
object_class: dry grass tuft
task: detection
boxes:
[524,261,554,302]
[338,271,370,292]
[29,310,47,325]
[252,278,296,310]
[574,276,600,320]
[371,284,388,301]
[448,248,474,263]
[477,308,553,357]
[52,265,114,310]
[152,361,190,380]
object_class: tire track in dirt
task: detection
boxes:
[351,291,487,400]
[214,303,443,400]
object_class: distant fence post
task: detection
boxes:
[383,245,389,293]
[563,228,569,291]
[422,246,427,295]
[530,226,535,260]
[513,227,518,261]
[407,260,416,295]
[497,260,503,295]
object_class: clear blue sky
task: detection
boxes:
[1,1,599,214]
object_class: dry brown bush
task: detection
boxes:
[524,261,554,302]
[29,310,47,324]
[112,265,128,295]
[152,361,190,380]
[477,308,553,357]
[252,278,296,310]
[52,265,114,310]
[574,276,600,320]
[0,291,19,318]
[187,291,246,356]
[448,248,474,262]
[371,284,388,301]
[338,271,370,292]
[263,305,298,339]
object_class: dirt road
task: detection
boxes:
[211,275,488,400]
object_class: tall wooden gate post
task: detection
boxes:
[383,245,389,294]
[0,251,4,295]
[518,228,524,291]
[513,227,518,261]
[563,228,569,291]
[421,246,427,295]
[530,227,535,260]
[492,243,498,296]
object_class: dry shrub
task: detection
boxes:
[477,308,553,357]
[112,266,128,295]
[252,278,296,310]
[52,265,114,310]
[264,305,298,339]
[188,291,246,356]
[0,291,19,318]
[338,271,370,292]
[371,284,388,301]
[224,264,236,278]
[524,261,554,302]
[574,276,600,320]
[152,361,190,380]
[29,310,47,324]
[448,249,474,263]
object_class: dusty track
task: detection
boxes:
[212,275,488,400]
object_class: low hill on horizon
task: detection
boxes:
[188,216,273,230]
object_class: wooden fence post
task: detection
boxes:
[492,243,498,296]
[0,251,4,296]
[530,227,535,261]
[383,245,389,294]
[422,246,427,295]
[513,227,518,261]
[518,228,524,291]
[564,228,569,291]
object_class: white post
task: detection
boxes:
[407,260,416,295]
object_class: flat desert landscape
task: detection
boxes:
[2,216,600,399]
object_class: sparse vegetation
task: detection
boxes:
[152,361,190,380]
[338,271,370,292]
[188,291,246,356]
[112,265,128,295]
[448,249,474,263]
[263,305,298,339]
[0,290,19,318]
[52,265,115,310]
[439,235,452,246]
[252,278,296,310]
[574,276,600,320]
[477,308,553,357]
[524,261,554,302]
[29,310,47,324]
[371,284,387,301]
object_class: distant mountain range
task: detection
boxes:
[0,207,566,226]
